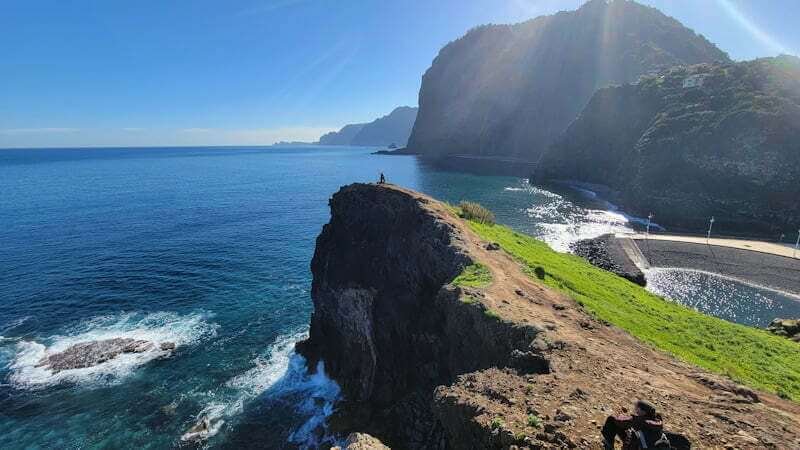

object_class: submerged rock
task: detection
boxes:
[36,337,169,373]
[160,341,176,351]
[181,416,224,443]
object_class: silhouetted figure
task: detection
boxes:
[379,172,386,184]
[602,400,675,449]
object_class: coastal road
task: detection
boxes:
[623,233,798,259]
[621,234,800,296]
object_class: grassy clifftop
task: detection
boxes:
[469,221,800,401]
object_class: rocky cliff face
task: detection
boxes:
[318,107,418,147]
[407,0,728,161]
[540,56,800,234]
[297,184,547,448]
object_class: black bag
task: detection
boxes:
[663,431,691,450]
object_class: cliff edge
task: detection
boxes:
[298,183,800,449]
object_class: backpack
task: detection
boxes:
[631,429,672,449]
[631,429,691,450]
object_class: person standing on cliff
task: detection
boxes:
[379,172,386,184]
[601,400,672,449]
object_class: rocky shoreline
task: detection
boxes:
[570,234,646,286]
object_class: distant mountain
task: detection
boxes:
[318,106,418,147]
[318,124,367,146]
[539,56,800,234]
[407,0,729,160]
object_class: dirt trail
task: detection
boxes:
[394,185,800,449]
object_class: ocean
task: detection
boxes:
[1,146,797,449]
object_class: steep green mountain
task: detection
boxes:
[318,106,418,147]
[407,0,728,160]
[539,56,800,234]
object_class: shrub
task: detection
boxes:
[490,417,505,429]
[458,201,496,225]
[527,414,541,428]
[534,266,546,280]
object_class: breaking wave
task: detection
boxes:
[184,330,341,448]
[7,311,217,389]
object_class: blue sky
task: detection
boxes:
[1,0,798,148]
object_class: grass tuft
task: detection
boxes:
[467,221,800,402]
[452,263,492,288]
[490,417,505,430]
[458,201,496,225]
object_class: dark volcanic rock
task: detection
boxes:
[297,184,548,448]
[541,56,800,234]
[766,318,800,342]
[408,0,727,161]
[36,338,156,373]
[570,234,646,286]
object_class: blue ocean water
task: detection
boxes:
[1,146,797,448]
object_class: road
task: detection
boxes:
[621,233,798,259]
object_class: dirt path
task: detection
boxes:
[396,185,800,449]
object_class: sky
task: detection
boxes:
[1,0,798,149]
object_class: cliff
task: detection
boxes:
[407,0,728,161]
[318,107,418,147]
[298,184,800,449]
[540,56,800,234]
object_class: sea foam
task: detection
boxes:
[184,330,341,448]
[7,311,217,389]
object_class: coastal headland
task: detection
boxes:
[298,183,800,449]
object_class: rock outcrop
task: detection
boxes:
[407,0,727,161]
[332,433,391,450]
[767,318,800,342]
[319,107,418,147]
[297,184,549,448]
[300,184,800,449]
[570,234,646,286]
[540,56,800,234]
[36,338,175,373]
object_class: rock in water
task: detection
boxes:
[36,338,157,373]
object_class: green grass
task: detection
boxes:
[527,414,542,429]
[468,221,800,402]
[490,417,505,430]
[452,263,492,288]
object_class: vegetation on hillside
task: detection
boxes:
[541,55,800,234]
[468,220,800,401]
[452,263,492,288]
[458,201,496,225]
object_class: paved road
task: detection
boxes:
[628,237,800,296]
[623,233,798,259]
